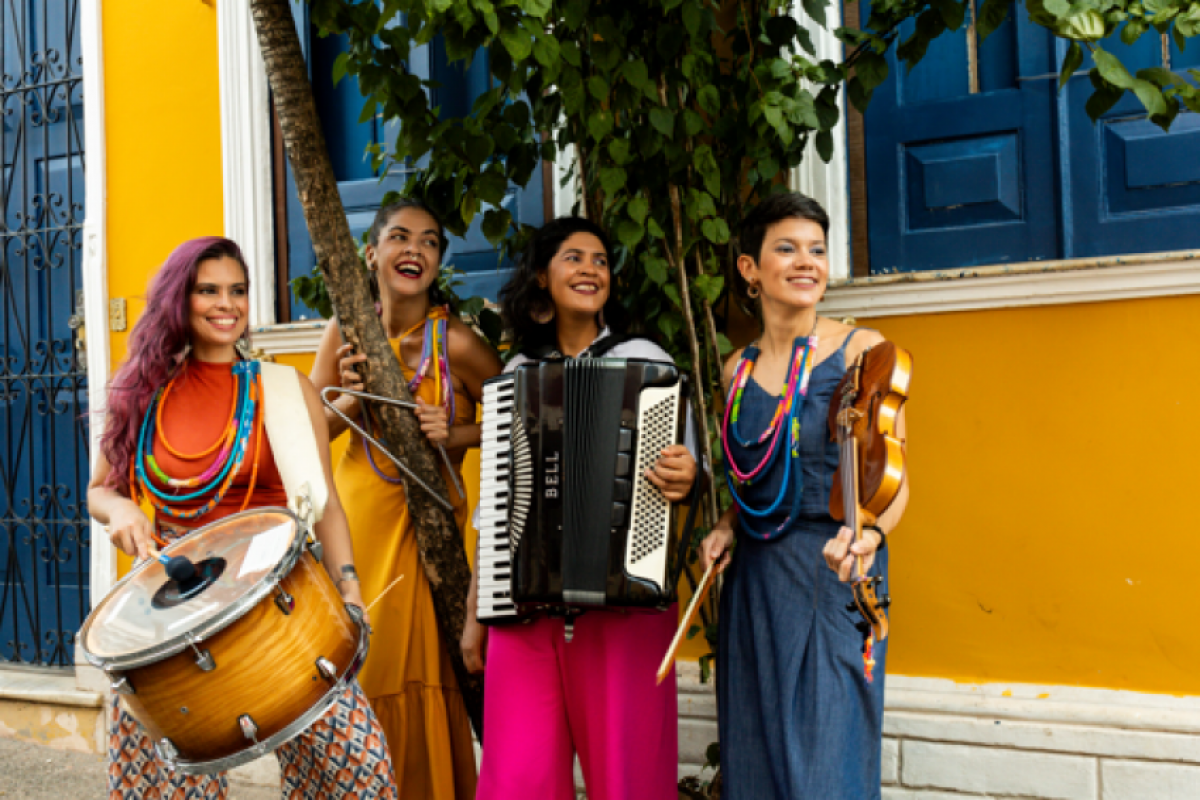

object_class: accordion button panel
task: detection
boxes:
[623,384,683,591]
[477,376,519,622]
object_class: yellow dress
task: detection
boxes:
[334,332,477,800]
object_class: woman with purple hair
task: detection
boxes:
[87,237,397,798]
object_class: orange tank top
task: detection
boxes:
[145,359,288,529]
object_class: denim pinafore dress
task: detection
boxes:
[717,329,888,800]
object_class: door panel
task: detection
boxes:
[864,2,1060,272]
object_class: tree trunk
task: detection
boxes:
[249,0,483,737]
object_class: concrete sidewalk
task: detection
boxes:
[0,736,276,799]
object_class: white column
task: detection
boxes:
[790,3,852,281]
[218,0,276,326]
[80,0,114,605]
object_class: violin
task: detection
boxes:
[827,340,912,679]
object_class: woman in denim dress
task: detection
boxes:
[699,193,910,799]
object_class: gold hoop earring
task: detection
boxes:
[533,304,555,325]
[747,282,760,299]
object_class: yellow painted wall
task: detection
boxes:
[105,1,223,578]
[863,293,1200,695]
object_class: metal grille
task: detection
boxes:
[0,0,89,668]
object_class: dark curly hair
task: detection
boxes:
[735,192,830,314]
[499,216,627,352]
[366,197,451,307]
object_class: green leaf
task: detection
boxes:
[1130,78,1168,118]
[560,40,582,67]
[694,144,720,196]
[616,219,645,248]
[645,257,669,286]
[684,110,705,136]
[647,218,666,239]
[649,108,675,136]
[588,75,610,101]
[1092,48,1135,89]
[481,208,511,242]
[698,84,720,115]
[332,52,350,87]
[1121,18,1149,45]
[1085,70,1124,119]
[716,333,734,356]
[475,170,508,205]
[608,138,632,165]
[856,51,889,93]
[802,0,829,28]
[1059,41,1083,89]
[628,195,650,225]
[977,0,1011,40]
[599,166,627,196]
[588,110,615,141]
[517,0,551,17]
[683,2,703,36]
[933,0,966,31]
[816,129,834,162]
[533,35,560,67]
[499,26,533,62]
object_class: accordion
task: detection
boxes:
[477,358,689,625]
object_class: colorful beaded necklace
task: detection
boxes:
[132,359,264,528]
[721,332,819,540]
[364,305,455,484]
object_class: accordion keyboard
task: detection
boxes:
[477,375,519,622]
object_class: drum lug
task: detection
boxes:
[308,538,323,563]
[154,738,180,767]
[108,673,135,695]
[239,714,259,742]
[275,587,295,615]
[315,656,338,683]
[185,632,215,672]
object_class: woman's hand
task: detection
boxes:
[699,526,734,574]
[461,614,488,674]
[339,579,371,629]
[334,343,367,417]
[106,500,156,562]
[414,400,450,446]
[646,444,697,502]
[823,526,884,582]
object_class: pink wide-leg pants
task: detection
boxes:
[476,608,679,800]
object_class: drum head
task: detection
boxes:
[82,508,304,669]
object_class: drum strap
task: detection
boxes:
[260,361,329,524]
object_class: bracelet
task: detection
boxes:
[336,565,360,590]
[864,525,887,551]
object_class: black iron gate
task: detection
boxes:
[0,0,90,668]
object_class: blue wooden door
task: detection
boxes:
[863,3,1200,271]
[282,5,543,320]
[864,2,1060,272]
[1061,35,1200,258]
[1,0,91,667]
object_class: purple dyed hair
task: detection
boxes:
[101,236,250,495]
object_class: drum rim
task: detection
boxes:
[79,507,310,672]
[157,608,369,775]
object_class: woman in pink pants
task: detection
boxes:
[463,217,697,800]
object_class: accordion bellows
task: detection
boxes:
[477,359,687,624]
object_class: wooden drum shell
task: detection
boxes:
[115,551,359,765]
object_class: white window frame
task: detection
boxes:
[82,0,114,604]
[218,1,276,329]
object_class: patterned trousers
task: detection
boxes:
[107,680,396,799]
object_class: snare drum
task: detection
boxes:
[80,508,367,774]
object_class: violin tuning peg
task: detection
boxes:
[881,595,891,608]
[854,620,870,636]
[845,602,858,614]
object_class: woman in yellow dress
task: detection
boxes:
[311,199,501,799]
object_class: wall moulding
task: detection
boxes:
[821,250,1200,319]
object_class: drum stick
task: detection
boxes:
[365,574,405,614]
[656,560,717,685]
